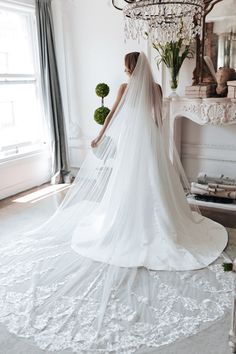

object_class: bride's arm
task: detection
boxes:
[91,83,127,148]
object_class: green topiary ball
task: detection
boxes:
[95,83,110,98]
[94,106,110,125]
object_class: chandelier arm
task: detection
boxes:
[112,0,123,11]
[204,0,222,16]
[204,0,219,7]
[112,0,135,11]
[126,1,204,10]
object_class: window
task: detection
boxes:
[0,1,47,161]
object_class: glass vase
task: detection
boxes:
[169,69,179,98]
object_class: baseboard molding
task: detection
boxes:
[0,151,52,200]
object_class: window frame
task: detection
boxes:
[0,0,49,163]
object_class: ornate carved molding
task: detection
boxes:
[182,102,201,117]
[200,101,236,125]
[168,97,236,126]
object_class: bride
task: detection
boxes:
[0,51,232,353]
[71,50,227,271]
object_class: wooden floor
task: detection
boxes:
[1,182,235,227]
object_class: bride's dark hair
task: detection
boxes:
[124,52,140,73]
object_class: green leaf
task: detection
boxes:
[222,262,233,272]
[152,39,195,80]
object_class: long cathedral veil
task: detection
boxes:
[25,51,202,244]
[0,52,232,353]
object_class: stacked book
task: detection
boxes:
[227,80,236,98]
[190,173,236,202]
[185,84,216,98]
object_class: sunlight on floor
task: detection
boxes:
[12,184,71,204]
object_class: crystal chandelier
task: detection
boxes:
[112,0,204,43]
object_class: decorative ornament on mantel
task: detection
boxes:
[112,0,204,43]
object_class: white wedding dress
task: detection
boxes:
[0,52,232,353]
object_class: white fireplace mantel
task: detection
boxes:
[164,97,236,162]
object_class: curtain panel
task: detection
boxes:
[35,0,71,183]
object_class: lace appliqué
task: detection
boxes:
[0,235,233,354]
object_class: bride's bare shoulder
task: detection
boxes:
[112,83,128,107]
[120,83,128,90]
[117,83,128,97]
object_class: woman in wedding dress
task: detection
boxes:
[0,51,232,354]
[70,51,228,270]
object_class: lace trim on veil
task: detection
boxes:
[0,235,232,353]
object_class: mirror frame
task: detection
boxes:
[193,0,223,85]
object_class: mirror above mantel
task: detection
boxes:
[206,0,236,71]
[192,0,236,96]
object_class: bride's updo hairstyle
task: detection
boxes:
[124,52,140,74]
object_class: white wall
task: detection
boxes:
[52,0,151,172]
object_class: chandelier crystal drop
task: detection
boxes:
[121,0,204,43]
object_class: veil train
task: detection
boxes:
[0,52,232,353]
